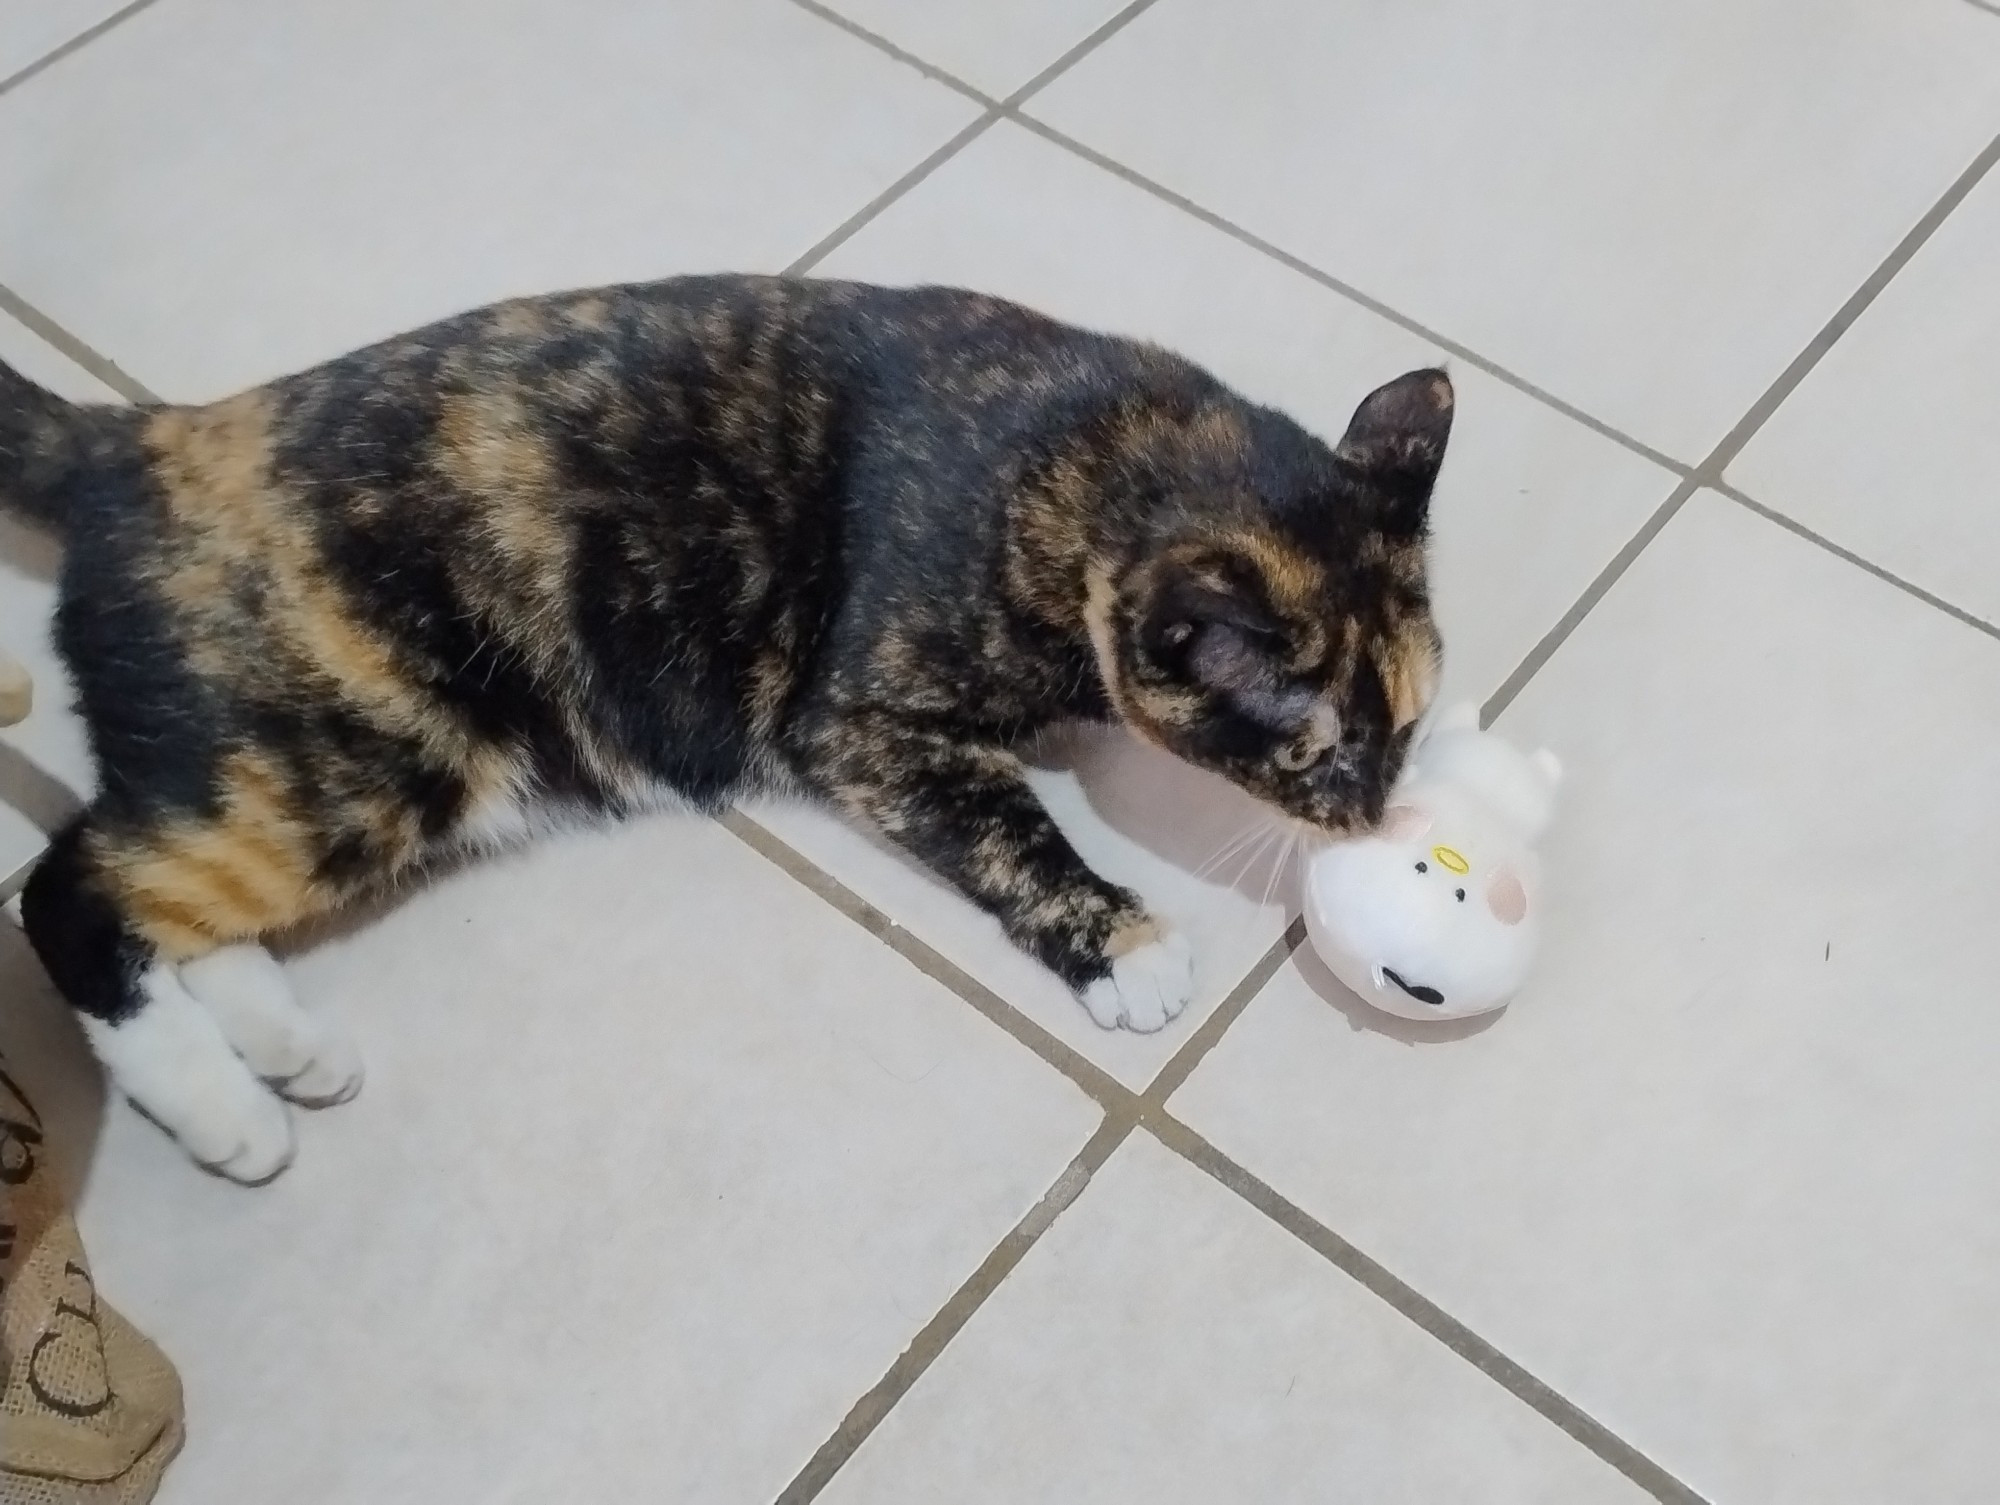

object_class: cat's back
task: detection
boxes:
[132,274,1184,549]
[113,277,860,648]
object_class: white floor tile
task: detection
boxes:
[0,0,131,81]
[1031,0,2000,463]
[1172,493,2000,1503]
[820,1132,1654,1504]
[3,815,1097,1505]
[763,121,1671,1086]
[10,0,1999,1488]
[0,0,978,399]
[0,312,114,885]
[748,727,1297,1091]
[814,0,1127,97]
[1732,166,2000,629]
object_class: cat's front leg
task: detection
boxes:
[812,716,1193,1033]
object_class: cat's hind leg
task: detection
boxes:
[18,813,346,1183]
[180,943,363,1108]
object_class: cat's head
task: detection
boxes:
[1090,369,1452,836]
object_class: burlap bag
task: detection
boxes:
[1,1057,182,1504]
[0,647,29,728]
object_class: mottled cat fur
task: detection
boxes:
[1,275,1450,1180]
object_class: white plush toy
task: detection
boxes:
[1302,703,1560,1021]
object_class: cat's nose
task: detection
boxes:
[1431,844,1469,874]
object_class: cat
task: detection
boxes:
[0,275,1451,1182]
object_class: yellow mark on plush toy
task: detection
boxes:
[1432,844,1470,874]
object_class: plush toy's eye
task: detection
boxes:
[1415,861,1428,874]
[1455,888,1465,902]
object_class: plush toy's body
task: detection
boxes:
[1302,704,1559,1021]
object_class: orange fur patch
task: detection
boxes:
[97,754,322,953]
[1105,915,1164,959]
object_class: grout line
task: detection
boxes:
[791,0,2000,708]
[724,806,1706,1505]
[1141,919,1301,1105]
[1147,1114,1712,1505]
[0,856,35,907]
[3,1,1978,1494]
[0,284,159,404]
[782,112,1004,278]
[723,806,1298,1122]
[774,1115,1135,1504]
[779,0,1164,278]
[992,115,1695,481]
[720,808,1133,1109]
[995,0,1163,109]
[1485,125,2000,721]
[721,98,1980,1501]
[1697,128,2000,478]
[17,4,1979,1493]
[1481,476,1698,723]
[1714,482,2000,644]
[0,0,162,99]
[586,13,1984,1496]
[781,0,1693,485]
[788,0,996,107]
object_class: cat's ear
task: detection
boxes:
[1335,368,1454,534]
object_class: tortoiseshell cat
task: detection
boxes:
[1,276,1450,1182]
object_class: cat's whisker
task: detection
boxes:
[1189,831,1259,883]
[1212,828,1283,894]
[1189,817,1281,883]
[1188,831,1254,883]
[1256,826,1306,915]
[1224,824,1288,898]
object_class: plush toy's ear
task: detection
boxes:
[1487,866,1528,926]
[1380,804,1432,841]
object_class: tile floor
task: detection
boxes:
[2,2,1998,1501]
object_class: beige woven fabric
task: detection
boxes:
[1,1058,183,1504]
[0,650,28,728]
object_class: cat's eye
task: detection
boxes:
[1163,621,1194,647]
[1455,888,1465,902]
[1274,741,1320,772]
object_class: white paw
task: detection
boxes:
[190,1074,297,1185]
[274,1031,365,1108]
[179,944,364,1108]
[81,966,298,1184]
[1079,929,1194,1034]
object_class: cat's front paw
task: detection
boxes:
[1079,924,1194,1034]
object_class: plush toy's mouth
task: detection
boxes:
[1378,966,1445,1007]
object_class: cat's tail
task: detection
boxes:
[0,357,114,535]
